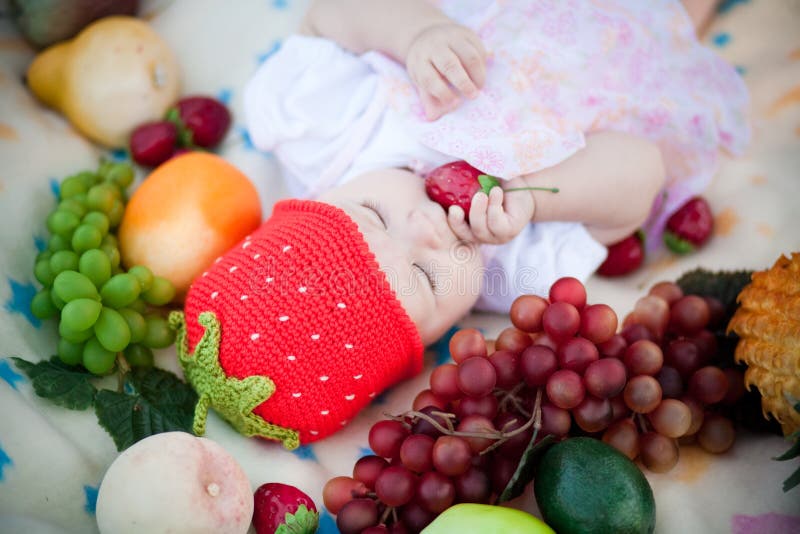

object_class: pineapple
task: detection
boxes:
[728,253,800,436]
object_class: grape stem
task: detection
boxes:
[484,388,543,456]
[379,504,393,525]
[430,410,457,432]
[635,413,650,434]
[496,383,532,419]
[395,389,543,456]
[116,353,131,393]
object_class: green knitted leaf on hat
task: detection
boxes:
[169,311,300,450]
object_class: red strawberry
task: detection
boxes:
[253,482,319,534]
[597,231,645,277]
[129,121,178,167]
[167,96,231,148]
[663,196,714,254]
[424,161,558,221]
[425,161,490,220]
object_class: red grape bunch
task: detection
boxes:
[322,324,548,533]
[602,281,744,472]
[323,277,746,533]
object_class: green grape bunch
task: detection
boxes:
[30,161,177,376]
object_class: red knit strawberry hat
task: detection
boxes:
[170,199,424,449]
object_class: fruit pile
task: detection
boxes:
[30,161,176,375]
[129,96,231,167]
[323,276,749,533]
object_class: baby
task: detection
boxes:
[175,0,748,448]
[243,0,748,346]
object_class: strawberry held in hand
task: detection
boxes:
[253,483,318,534]
[663,196,714,254]
[424,161,495,221]
[424,160,558,222]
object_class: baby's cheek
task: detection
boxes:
[396,290,430,332]
[390,285,442,346]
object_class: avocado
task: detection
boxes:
[534,437,656,534]
[10,0,139,49]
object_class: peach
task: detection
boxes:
[96,432,253,534]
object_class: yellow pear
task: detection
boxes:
[27,16,180,147]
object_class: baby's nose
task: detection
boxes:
[407,209,445,250]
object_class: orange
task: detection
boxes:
[119,152,261,297]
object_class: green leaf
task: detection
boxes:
[164,107,181,126]
[782,466,800,492]
[776,402,800,492]
[663,231,694,255]
[774,440,800,462]
[12,356,96,410]
[496,433,557,504]
[275,504,319,534]
[477,174,500,195]
[675,268,753,316]
[165,107,196,149]
[95,367,198,451]
[635,228,647,247]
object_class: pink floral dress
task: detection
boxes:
[244,0,749,311]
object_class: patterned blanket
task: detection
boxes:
[0,0,798,532]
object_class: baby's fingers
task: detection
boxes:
[413,62,459,119]
[450,38,486,92]
[432,47,479,99]
[467,191,495,242]
[419,91,459,122]
[447,205,476,242]
[486,186,512,237]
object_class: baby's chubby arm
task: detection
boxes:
[447,132,666,246]
[522,132,666,245]
[301,0,486,120]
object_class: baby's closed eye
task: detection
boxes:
[413,262,436,291]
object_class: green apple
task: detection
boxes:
[422,503,554,534]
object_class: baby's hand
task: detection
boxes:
[447,178,534,245]
[405,22,487,121]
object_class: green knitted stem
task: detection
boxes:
[169,311,301,450]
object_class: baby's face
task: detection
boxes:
[317,168,484,345]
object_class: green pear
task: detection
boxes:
[422,503,554,534]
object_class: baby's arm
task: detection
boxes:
[448,132,665,246]
[302,0,486,120]
[681,0,721,37]
[522,132,666,245]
